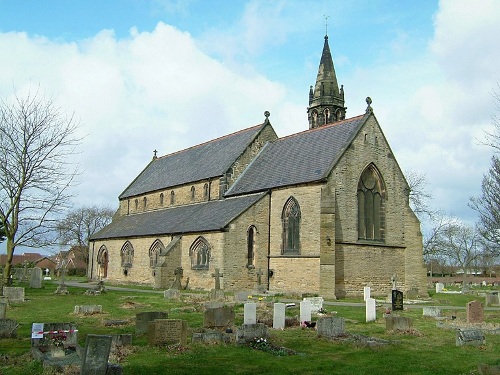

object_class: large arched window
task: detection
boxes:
[149,239,164,268]
[97,245,108,279]
[357,164,386,241]
[121,241,134,268]
[282,197,301,254]
[247,226,257,267]
[189,237,210,270]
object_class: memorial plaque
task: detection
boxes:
[466,300,484,324]
[392,290,404,311]
[147,319,187,346]
[81,334,112,375]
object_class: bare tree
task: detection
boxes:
[422,215,458,277]
[56,205,115,264]
[0,90,80,286]
[406,170,436,221]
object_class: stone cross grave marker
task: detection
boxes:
[55,260,68,294]
[391,274,397,290]
[147,319,187,346]
[244,302,257,325]
[212,268,223,290]
[80,334,112,375]
[392,290,404,311]
[255,268,266,291]
[300,300,312,324]
[467,300,484,324]
[30,267,43,289]
[273,303,286,329]
[364,286,371,301]
[366,297,376,322]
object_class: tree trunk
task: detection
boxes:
[3,239,15,287]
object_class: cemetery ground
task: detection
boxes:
[1,279,500,375]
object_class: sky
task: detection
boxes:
[1,0,500,254]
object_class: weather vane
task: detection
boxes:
[324,14,329,36]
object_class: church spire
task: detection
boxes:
[307,34,346,129]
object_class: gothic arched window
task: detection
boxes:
[160,193,164,206]
[190,237,210,270]
[143,196,147,210]
[282,197,301,254]
[191,186,196,201]
[247,226,257,267]
[203,183,209,200]
[357,164,386,241]
[170,191,175,205]
[324,108,330,124]
[149,239,164,268]
[121,241,134,268]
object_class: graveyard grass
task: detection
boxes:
[1,281,500,375]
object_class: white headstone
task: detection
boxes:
[300,300,312,323]
[363,286,371,301]
[366,297,376,322]
[303,297,324,313]
[244,303,257,325]
[435,283,444,293]
[273,303,286,329]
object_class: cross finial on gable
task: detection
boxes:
[153,149,158,159]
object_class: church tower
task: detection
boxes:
[308,35,346,129]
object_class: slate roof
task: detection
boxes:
[91,192,267,240]
[119,123,267,199]
[225,114,367,196]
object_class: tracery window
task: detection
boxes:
[282,197,301,254]
[121,241,134,268]
[357,164,385,241]
[149,239,164,268]
[189,237,210,270]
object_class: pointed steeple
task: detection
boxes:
[307,35,346,129]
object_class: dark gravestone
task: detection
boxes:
[30,267,43,289]
[147,319,187,346]
[81,334,112,375]
[135,311,168,334]
[316,316,345,338]
[385,316,412,331]
[0,318,18,338]
[456,329,485,347]
[236,323,268,344]
[392,290,404,311]
[203,306,235,328]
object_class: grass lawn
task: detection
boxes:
[1,280,499,375]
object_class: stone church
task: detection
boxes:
[88,35,427,298]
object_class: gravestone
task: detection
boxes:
[31,322,79,348]
[147,319,187,346]
[235,291,251,302]
[30,267,43,289]
[273,303,286,329]
[14,268,24,281]
[391,290,404,311]
[364,286,371,301]
[366,297,376,322]
[385,316,412,331]
[110,334,133,347]
[236,323,268,344]
[406,287,419,299]
[486,293,499,306]
[423,306,441,317]
[0,318,18,338]
[74,305,103,315]
[0,302,6,319]
[81,334,112,375]
[300,300,312,323]
[316,316,345,339]
[3,287,25,303]
[456,329,485,347]
[467,300,484,324]
[203,305,234,328]
[192,330,231,344]
[244,303,257,325]
[164,289,180,300]
[135,312,168,334]
[435,282,444,293]
[304,297,324,313]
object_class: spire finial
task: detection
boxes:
[264,110,270,125]
[324,14,329,37]
[365,97,373,113]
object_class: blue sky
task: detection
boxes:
[1,0,500,254]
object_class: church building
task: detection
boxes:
[88,35,427,298]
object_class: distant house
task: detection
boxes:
[55,246,88,276]
[0,252,44,267]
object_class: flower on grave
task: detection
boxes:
[258,297,263,301]
[248,295,253,299]
[50,334,67,348]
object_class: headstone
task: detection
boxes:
[486,293,499,306]
[192,330,231,344]
[366,297,376,322]
[467,300,484,324]
[391,289,404,311]
[74,305,103,315]
[300,300,312,323]
[110,334,133,347]
[316,316,345,338]
[435,282,444,293]
[304,297,324,313]
[244,303,257,325]
[385,316,412,331]
[3,287,25,303]
[422,306,441,317]
[363,286,371,301]
[31,323,78,349]
[30,267,43,289]
[81,334,112,375]
[235,323,268,344]
[135,312,168,334]
[147,319,187,346]
[0,302,6,319]
[273,303,286,329]
[203,306,235,328]
[406,287,419,299]
[0,318,18,338]
[456,329,485,347]
[14,268,24,281]
[235,291,251,302]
